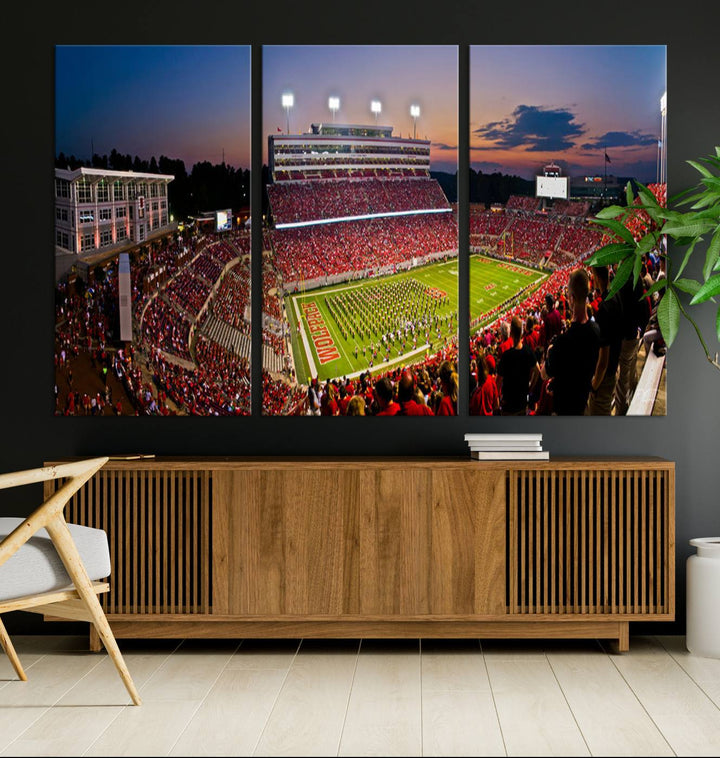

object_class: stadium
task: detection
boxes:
[54,169,256,416]
[261,120,460,415]
[467,162,668,417]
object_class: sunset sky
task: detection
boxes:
[55,45,251,170]
[262,45,459,172]
[471,45,666,182]
[55,45,665,183]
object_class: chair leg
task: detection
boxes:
[45,516,142,705]
[0,617,27,681]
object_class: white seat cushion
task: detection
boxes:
[0,518,111,602]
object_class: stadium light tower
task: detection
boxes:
[328,96,340,123]
[410,104,420,139]
[371,99,382,125]
[282,92,294,135]
[659,91,667,185]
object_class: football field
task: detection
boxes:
[469,254,548,327]
[284,255,547,382]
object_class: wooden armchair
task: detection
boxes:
[0,457,141,705]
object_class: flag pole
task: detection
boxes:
[604,145,608,201]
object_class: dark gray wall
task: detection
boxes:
[3,2,718,635]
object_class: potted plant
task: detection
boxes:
[586,146,720,372]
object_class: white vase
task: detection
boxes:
[686,537,720,658]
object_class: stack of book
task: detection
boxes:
[464,433,549,460]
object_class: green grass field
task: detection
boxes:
[284,255,547,382]
[469,254,549,327]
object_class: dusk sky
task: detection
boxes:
[55,45,251,170]
[262,46,458,172]
[471,45,666,182]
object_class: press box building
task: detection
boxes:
[54,167,176,260]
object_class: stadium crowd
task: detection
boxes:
[269,176,448,221]
[267,177,449,224]
[271,214,457,283]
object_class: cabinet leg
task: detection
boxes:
[89,624,101,652]
[607,622,630,654]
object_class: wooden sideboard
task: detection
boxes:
[44,457,675,651]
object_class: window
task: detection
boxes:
[161,211,168,226]
[116,227,127,242]
[81,234,95,252]
[99,208,112,221]
[127,184,137,200]
[97,181,109,202]
[56,230,71,250]
[136,183,147,198]
[79,210,94,224]
[113,181,125,201]
[116,206,126,219]
[149,184,158,198]
[55,207,68,222]
[100,229,112,247]
[151,201,159,212]
[159,184,167,197]
[76,179,93,203]
[138,225,145,241]
[55,178,70,198]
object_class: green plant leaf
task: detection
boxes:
[657,289,680,347]
[690,274,720,304]
[701,176,720,191]
[637,190,663,222]
[636,234,659,255]
[663,219,716,238]
[645,278,667,298]
[607,256,634,299]
[633,251,644,286]
[703,226,720,281]
[690,192,720,210]
[717,305,720,343]
[588,217,636,244]
[673,278,701,296]
[594,205,626,219]
[586,243,635,267]
[688,159,714,178]
[625,181,635,207]
[675,238,700,279]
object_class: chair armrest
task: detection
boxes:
[0,457,109,570]
[0,457,109,491]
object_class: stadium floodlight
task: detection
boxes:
[328,96,340,122]
[410,104,420,139]
[371,99,382,124]
[282,92,294,134]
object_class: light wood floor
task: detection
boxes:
[1,634,719,756]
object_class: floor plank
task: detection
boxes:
[84,700,203,757]
[485,654,590,756]
[658,635,720,708]
[339,640,422,757]
[546,643,673,756]
[168,668,289,757]
[254,639,360,757]
[422,689,506,757]
[606,636,720,756]
[2,634,720,757]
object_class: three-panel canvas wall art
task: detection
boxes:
[54,44,667,417]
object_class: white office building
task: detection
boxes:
[54,167,176,258]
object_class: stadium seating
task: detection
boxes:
[267,177,450,226]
